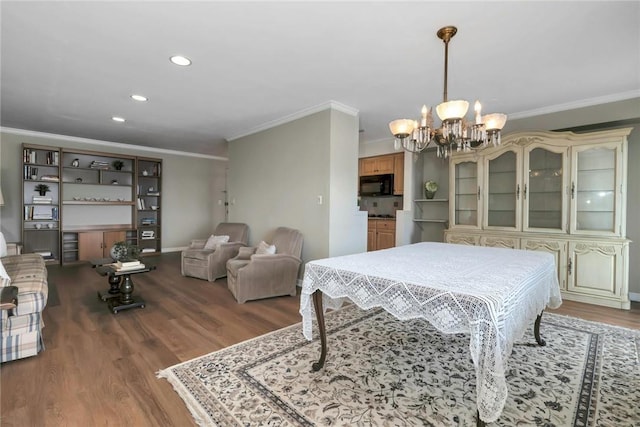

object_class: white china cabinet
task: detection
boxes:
[445,128,631,309]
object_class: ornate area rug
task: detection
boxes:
[157,305,640,426]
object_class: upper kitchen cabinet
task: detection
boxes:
[359,155,394,176]
[392,153,404,195]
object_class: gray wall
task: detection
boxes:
[0,130,227,250]
[227,107,366,264]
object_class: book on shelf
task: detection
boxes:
[89,160,110,169]
[40,175,59,182]
[140,248,156,253]
[32,196,53,204]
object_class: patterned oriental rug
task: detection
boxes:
[158,305,640,426]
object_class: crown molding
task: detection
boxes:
[226,100,359,141]
[508,90,640,120]
[0,127,228,161]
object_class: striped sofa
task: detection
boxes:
[1,253,48,363]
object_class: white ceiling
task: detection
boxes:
[1,1,639,157]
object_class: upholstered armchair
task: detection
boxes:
[181,223,249,282]
[226,227,303,304]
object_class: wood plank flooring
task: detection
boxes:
[1,252,638,426]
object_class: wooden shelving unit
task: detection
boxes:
[21,143,162,265]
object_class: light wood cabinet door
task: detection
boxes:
[367,230,376,251]
[360,155,395,176]
[360,158,378,176]
[393,153,404,195]
[375,156,394,174]
[367,220,396,251]
[376,230,396,250]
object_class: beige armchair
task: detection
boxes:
[226,227,303,303]
[181,223,249,282]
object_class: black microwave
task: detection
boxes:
[359,174,394,197]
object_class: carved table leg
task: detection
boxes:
[311,289,327,371]
[98,275,122,301]
[119,275,134,305]
[534,311,546,346]
[108,273,146,314]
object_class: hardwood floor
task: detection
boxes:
[1,252,638,426]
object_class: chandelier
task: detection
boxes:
[389,26,507,157]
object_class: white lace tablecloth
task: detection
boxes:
[299,242,562,423]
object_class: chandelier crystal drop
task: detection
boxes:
[389,26,507,156]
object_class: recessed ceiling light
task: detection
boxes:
[112,116,126,122]
[131,94,148,102]
[170,55,191,66]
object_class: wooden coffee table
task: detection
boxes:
[92,259,156,314]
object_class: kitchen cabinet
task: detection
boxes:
[393,153,404,195]
[367,219,396,251]
[445,128,632,309]
[359,155,394,176]
[359,153,405,194]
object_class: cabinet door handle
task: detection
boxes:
[571,182,575,199]
[477,186,481,200]
[516,184,520,200]
[568,258,572,275]
[524,184,527,200]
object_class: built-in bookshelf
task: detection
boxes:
[21,143,162,264]
[136,157,162,256]
[22,144,61,263]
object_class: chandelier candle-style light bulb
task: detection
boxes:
[420,105,428,127]
[474,101,482,125]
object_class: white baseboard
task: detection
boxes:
[629,292,640,302]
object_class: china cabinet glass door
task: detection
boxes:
[571,144,621,236]
[484,149,521,230]
[450,157,482,228]
[523,145,568,232]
